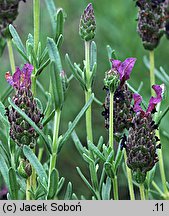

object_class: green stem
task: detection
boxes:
[139,184,145,200]
[34,0,40,54]
[149,51,168,195]
[124,150,135,200]
[109,91,114,149]
[112,176,119,200]
[30,148,36,192]
[48,110,61,188]
[26,178,31,200]
[157,132,168,194]
[85,41,93,143]
[149,51,155,96]
[7,38,15,73]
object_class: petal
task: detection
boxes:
[12,67,22,89]
[133,93,144,114]
[147,84,164,113]
[22,63,34,88]
[5,72,14,86]
[120,58,136,84]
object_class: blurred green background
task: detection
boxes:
[0,0,169,199]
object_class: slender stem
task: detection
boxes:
[85,41,93,143]
[157,132,168,194]
[34,0,40,54]
[139,184,145,200]
[48,110,61,188]
[30,148,36,191]
[26,178,31,200]
[124,150,135,200]
[7,38,15,73]
[85,90,93,142]
[38,147,44,162]
[149,51,155,96]
[109,92,114,149]
[149,51,168,195]
[112,176,119,200]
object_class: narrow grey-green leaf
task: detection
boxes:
[71,130,84,155]
[23,146,47,187]
[50,61,64,110]
[44,0,57,33]
[88,141,106,162]
[65,54,87,90]
[48,168,59,199]
[55,9,64,42]
[90,41,97,70]
[58,93,94,152]
[0,154,9,186]
[9,25,27,56]
[64,182,72,200]
[76,167,97,197]
[9,168,18,200]
[57,177,65,195]
[47,37,62,71]
[8,97,52,154]
[101,177,111,200]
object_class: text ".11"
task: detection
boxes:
[153,203,164,212]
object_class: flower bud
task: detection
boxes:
[18,159,32,179]
[79,3,96,41]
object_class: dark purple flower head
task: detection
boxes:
[6,63,34,90]
[111,58,137,86]
[133,84,164,116]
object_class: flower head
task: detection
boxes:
[133,84,164,116]
[79,3,96,41]
[111,58,137,86]
[5,63,34,90]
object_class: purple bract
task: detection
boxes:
[5,63,34,90]
[133,84,164,116]
[111,58,137,86]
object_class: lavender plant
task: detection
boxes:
[0,0,169,200]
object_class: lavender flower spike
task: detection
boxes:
[111,58,137,86]
[5,63,34,90]
[79,3,96,41]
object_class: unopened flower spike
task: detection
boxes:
[125,84,164,184]
[135,0,166,50]
[79,3,96,41]
[102,58,136,136]
[6,64,43,150]
[0,0,26,37]
[163,0,169,39]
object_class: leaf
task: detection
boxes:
[90,41,97,70]
[65,54,87,90]
[76,167,97,197]
[8,168,18,200]
[104,162,115,179]
[8,97,52,154]
[71,130,84,155]
[58,93,94,152]
[88,141,106,162]
[89,62,97,87]
[57,177,65,195]
[50,61,64,110]
[97,136,104,150]
[106,45,117,67]
[115,143,123,172]
[101,177,111,200]
[47,37,63,71]
[64,182,72,200]
[48,168,59,199]
[0,154,9,186]
[55,9,64,42]
[56,34,64,50]
[1,86,13,103]
[44,0,57,33]
[36,58,50,76]
[9,25,28,60]
[23,146,47,188]
[0,101,10,129]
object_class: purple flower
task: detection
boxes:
[6,64,34,90]
[111,58,137,86]
[133,84,164,116]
